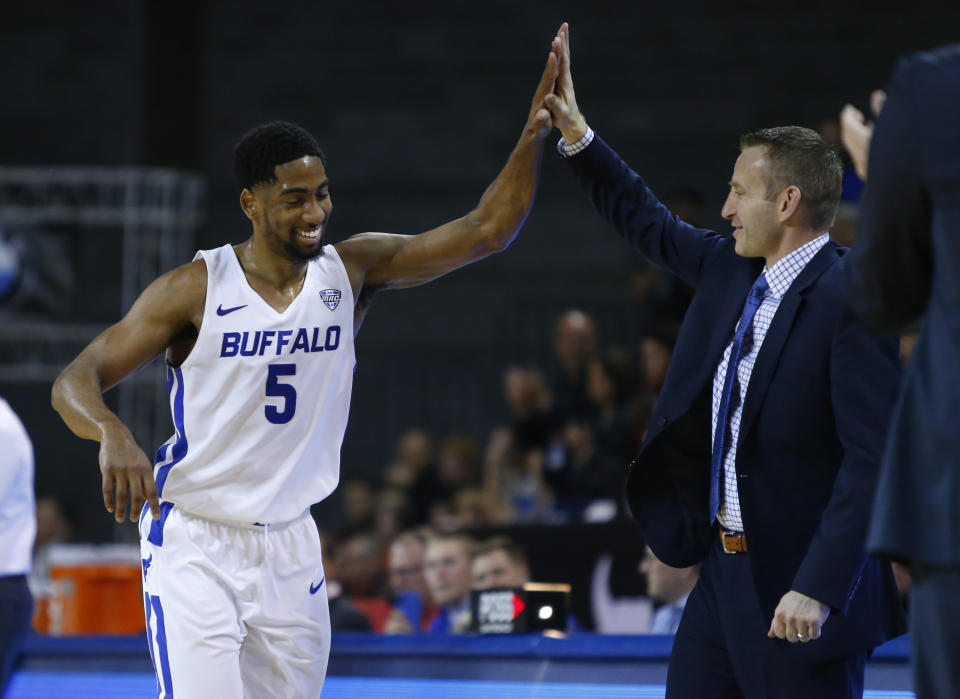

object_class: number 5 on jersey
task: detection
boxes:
[266,364,297,424]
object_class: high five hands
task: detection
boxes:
[543,23,588,144]
[528,33,561,139]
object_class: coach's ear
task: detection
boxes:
[240,188,258,222]
[777,184,803,225]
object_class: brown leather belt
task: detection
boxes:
[720,530,748,554]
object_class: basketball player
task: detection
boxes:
[51,39,561,698]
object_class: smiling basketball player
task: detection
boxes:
[51,37,561,698]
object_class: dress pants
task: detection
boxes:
[666,539,866,699]
[910,566,960,699]
[0,574,32,696]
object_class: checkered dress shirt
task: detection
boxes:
[557,127,596,157]
[713,234,830,532]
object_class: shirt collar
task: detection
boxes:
[763,233,830,298]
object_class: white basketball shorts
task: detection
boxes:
[138,504,330,698]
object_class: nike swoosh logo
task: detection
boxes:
[309,576,325,595]
[217,304,248,316]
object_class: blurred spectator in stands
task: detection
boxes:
[587,346,642,464]
[639,545,699,634]
[453,488,498,529]
[634,323,679,440]
[29,496,78,585]
[471,536,531,590]
[482,426,551,524]
[550,310,599,426]
[591,552,654,633]
[428,499,461,534]
[25,496,80,638]
[427,487,499,533]
[816,117,861,247]
[373,488,413,545]
[438,435,479,493]
[336,532,387,598]
[472,536,583,631]
[664,186,708,228]
[33,497,75,552]
[317,530,372,632]
[639,324,676,395]
[0,397,35,694]
[630,189,698,338]
[383,528,439,634]
[423,533,476,633]
[385,428,434,493]
[409,434,480,524]
[544,421,622,522]
[828,203,859,247]
[503,365,554,451]
[387,529,432,599]
[335,532,390,631]
[819,116,865,205]
[335,478,377,540]
[541,347,643,522]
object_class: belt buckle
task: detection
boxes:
[721,530,741,554]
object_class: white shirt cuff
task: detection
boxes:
[557,126,595,158]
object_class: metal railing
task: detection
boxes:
[0,167,205,456]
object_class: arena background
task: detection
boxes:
[1,0,957,543]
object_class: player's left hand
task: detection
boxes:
[544,23,587,145]
[525,33,561,139]
[768,590,830,643]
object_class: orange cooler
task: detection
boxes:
[46,544,145,635]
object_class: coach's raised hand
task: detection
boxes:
[544,23,588,144]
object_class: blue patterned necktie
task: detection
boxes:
[709,273,769,524]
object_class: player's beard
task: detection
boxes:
[282,228,326,261]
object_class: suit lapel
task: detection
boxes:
[737,243,840,448]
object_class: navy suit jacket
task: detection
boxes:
[846,45,960,568]
[565,136,905,661]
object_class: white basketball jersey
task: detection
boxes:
[153,243,355,522]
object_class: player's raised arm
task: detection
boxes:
[51,261,206,523]
[335,35,560,292]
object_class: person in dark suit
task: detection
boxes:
[842,44,960,699]
[542,23,905,698]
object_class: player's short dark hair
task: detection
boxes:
[739,126,842,231]
[471,536,529,571]
[233,120,326,190]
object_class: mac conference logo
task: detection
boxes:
[319,289,341,311]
